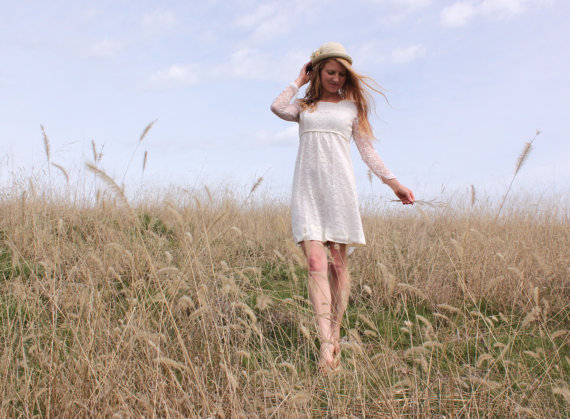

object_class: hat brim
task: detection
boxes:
[311,53,353,66]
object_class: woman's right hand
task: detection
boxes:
[294,61,312,88]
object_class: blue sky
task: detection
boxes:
[1,0,569,202]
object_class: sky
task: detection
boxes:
[1,0,569,203]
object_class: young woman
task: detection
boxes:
[270,42,414,371]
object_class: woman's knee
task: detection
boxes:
[332,257,347,276]
[329,246,347,272]
[307,253,327,273]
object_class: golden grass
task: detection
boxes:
[0,176,567,417]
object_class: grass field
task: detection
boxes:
[0,175,568,417]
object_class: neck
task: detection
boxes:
[319,91,342,102]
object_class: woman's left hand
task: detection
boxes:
[383,178,415,205]
[394,186,415,205]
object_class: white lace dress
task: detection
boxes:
[270,83,396,247]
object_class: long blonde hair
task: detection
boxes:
[298,58,387,140]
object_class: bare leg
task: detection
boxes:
[328,242,349,356]
[301,241,335,367]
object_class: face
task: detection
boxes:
[319,59,347,96]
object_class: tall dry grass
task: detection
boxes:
[0,175,568,417]
[0,125,567,416]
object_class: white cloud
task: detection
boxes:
[213,47,305,82]
[256,125,298,146]
[371,0,432,11]
[149,64,199,88]
[147,47,304,88]
[361,0,432,22]
[79,6,100,22]
[90,39,126,58]
[390,44,427,64]
[141,9,177,35]
[350,41,427,67]
[441,0,551,27]
[349,41,388,67]
[441,1,477,27]
[247,14,290,43]
[233,0,319,44]
[234,3,277,29]
[401,0,432,10]
[225,48,271,79]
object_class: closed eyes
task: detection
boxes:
[327,71,347,77]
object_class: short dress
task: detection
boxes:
[270,83,396,248]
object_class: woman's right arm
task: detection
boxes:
[270,61,312,122]
[270,83,301,122]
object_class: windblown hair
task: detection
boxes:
[298,58,387,140]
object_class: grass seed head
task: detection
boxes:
[289,391,311,405]
[552,387,570,403]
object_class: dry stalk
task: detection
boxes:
[86,162,132,214]
[41,124,51,164]
[495,130,541,219]
[122,119,157,185]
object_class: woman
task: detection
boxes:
[270,42,414,371]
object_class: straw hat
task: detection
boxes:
[310,42,353,66]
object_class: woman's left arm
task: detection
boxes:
[353,120,415,205]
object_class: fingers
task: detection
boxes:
[406,189,415,205]
[405,191,414,205]
[297,61,312,85]
[398,188,414,205]
[393,186,414,205]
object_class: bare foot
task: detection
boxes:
[331,327,341,361]
[318,341,340,374]
[333,341,340,362]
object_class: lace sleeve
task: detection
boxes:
[353,119,396,181]
[270,83,301,122]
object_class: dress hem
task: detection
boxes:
[293,235,366,248]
